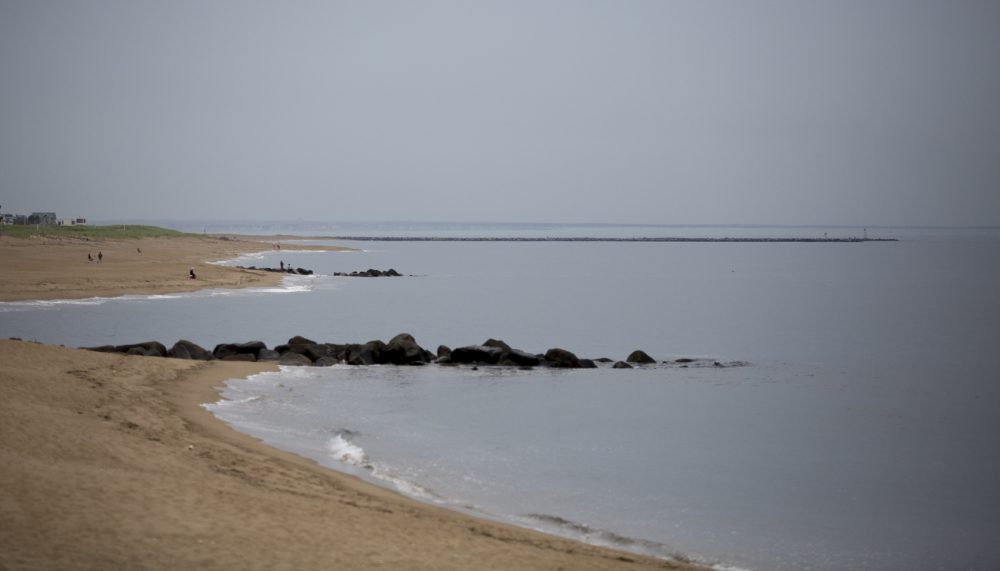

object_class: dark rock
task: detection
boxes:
[594,357,614,363]
[386,268,401,276]
[168,339,213,360]
[213,341,266,360]
[346,346,375,366]
[313,356,339,367]
[364,340,387,363]
[295,267,312,275]
[482,338,513,354]
[169,343,192,360]
[544,348,580,368]
[117,341,167,357]
[257,349,280,361]
[383,333,429,365]
[287,335,317,346]
[437,345,452,359]
[675,358,694,363]
[503,349,541,367]
[303,344,336,362]
[626,350,656,364]
[578,359,597,369]
[125,347,146,356]
[613,361,633,369]
[450,345,504,364]
[222,353,256,362]
[279,352,313,366]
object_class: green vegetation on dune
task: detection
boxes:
[0,224,193,240]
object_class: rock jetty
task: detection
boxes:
[83,337,744,370]
[333,268,404,277]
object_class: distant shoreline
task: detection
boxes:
[293,236,898,243]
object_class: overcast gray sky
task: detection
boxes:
[1,1,998,226]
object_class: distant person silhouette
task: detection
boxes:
[189,267,196,279]
[88,253,93,262]
[97,251,103,263]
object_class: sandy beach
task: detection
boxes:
[0,234,348,302]
[0,236,701,570]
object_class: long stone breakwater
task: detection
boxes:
[84,334,738,370]
[325,236,897,243]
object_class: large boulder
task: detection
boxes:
[313,356,339,367]
[482,338,513,353]
[437,345,452,359]
[344,342,382,366]
[214,341,266,360]
[544,348,580,368]
[168,343,191,360]
[501,349,541,367]
[222,353,256,362]
[116,341,167,357]
[613,361,633,369]
[278,352,312,366]
[626,350,656,364]
[450,345,504,364]
[303,343,337,362]
[168,339,214,360]
[257,348,281,361]
[382,333,429,365]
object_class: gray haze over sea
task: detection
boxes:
[2,222,999,570]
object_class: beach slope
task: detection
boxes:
[0,340,698,570]
[0,234,347,301]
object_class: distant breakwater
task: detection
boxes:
[81,335,744,370]
[323,236,897,243]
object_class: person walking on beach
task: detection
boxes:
[189,267,196,279]
[280,260,284,271]
[97,251,103,263]
[88,253,93,263]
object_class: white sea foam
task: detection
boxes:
[327,434,368,466]
[208,251,268,266]
[0,275,314,313]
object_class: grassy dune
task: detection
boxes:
[0,224,191,240]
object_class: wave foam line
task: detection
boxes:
[0,276,314,313]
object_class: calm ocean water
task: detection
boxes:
[3,223,999,570]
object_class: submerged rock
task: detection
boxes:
[450,345,504,364]
[626,350,656,364]
[383,333,430,365]
[543,348,580,368]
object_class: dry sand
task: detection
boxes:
[0,234,348,301]
[0,340,699,570]
[0,237,704,570]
